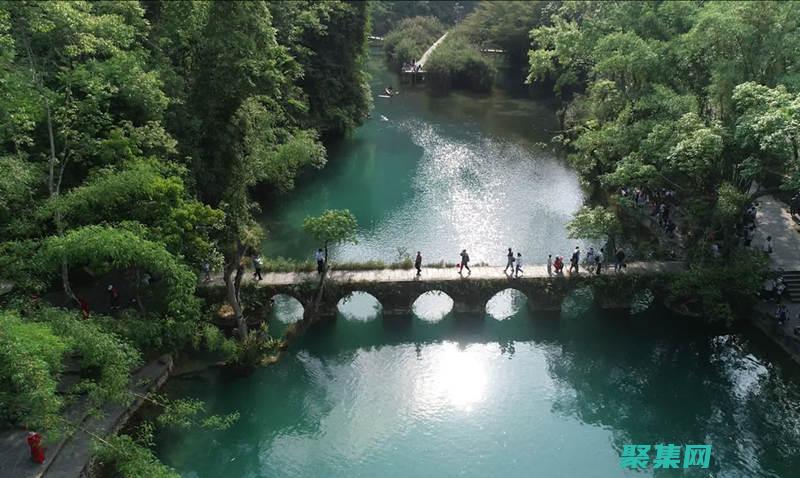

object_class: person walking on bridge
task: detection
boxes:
[253,255,263,281]
[504,248,515,274]
[614,248,626,273]
[459,249,471,275]
[514,253,523,278]
[315,248,325,274]
[415,251,422,277]
[595,248,604,275]
[547,254,553,276]
[569,247,580,274]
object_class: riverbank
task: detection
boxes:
[0,356,172,478]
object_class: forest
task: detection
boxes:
[1,1,800,476]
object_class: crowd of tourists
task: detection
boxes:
[401,60,421,73]
[445,245,627,279]
[621,186,678,238]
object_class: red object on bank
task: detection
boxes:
[26,432,45,464]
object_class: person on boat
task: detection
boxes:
[385,86,395,96]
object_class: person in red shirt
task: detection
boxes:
[27,432,45,464]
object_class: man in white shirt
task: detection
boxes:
[315,248,325,274]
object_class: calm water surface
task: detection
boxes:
[162,53,800,477]
[260,51,583,265]
[156,293,800,478]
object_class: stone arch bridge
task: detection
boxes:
[203,263,684,320]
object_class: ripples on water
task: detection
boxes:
[159,293,800,478]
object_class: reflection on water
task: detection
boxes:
[261,53,584,265]
[157,294,800,478]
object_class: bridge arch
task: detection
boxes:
[485,288,530,320]
[266,293,305,337]
[412,290,454,322]
[336,291,383,321]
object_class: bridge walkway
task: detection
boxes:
[202,261,686,288]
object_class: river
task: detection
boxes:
[155,54,800,477]
[259,50,583,265]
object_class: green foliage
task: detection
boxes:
[383,16,444,68]
[303,209,358,257]
[271,1,371,137]
[669,250,767,324]
[460,1,547,66]
[227,323,281,369]
[567,206,622,243]
[527,0,800,266]
[44,159,224,267]
[40,225,199,324]
[38,308,140,405]
[733,82,800,189]
[426,32,496,93]
[95,431,179,478]
[0,312,66,431]
[714,182,748,226]
[370,1,476,36]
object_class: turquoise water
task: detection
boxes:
[157,52,800,478]
[156,293,800,478]
[260,50,584,265]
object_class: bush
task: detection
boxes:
[0,312,67,431]
[668,249,767,324]
[425,33,496,93]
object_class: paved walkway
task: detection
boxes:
[203,261,686,288]
[0,355,172,478]
[751,193,800,362]
[753,194,800,270]
[416,32,448,71]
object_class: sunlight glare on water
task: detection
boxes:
[261,52,585,265]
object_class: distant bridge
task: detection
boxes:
[202,262,685,319]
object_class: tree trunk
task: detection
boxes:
[46,104,78,306]
[224,241,247,338]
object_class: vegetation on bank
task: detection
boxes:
[382,16,445,70]
[528,1,799,322]
[0,0,370,475]
[370,1,477,37]
[386,2,550,93]
[0,0,796,474]
[425,32,496,93]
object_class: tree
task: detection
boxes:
[383,16,444,69]
[303,209,358,264]
[567,206,622,251]
[188,1,326,338]
[271,1,372,138]
[459,1,547,69]
[733,82,800,189]
[2,1,170,304]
